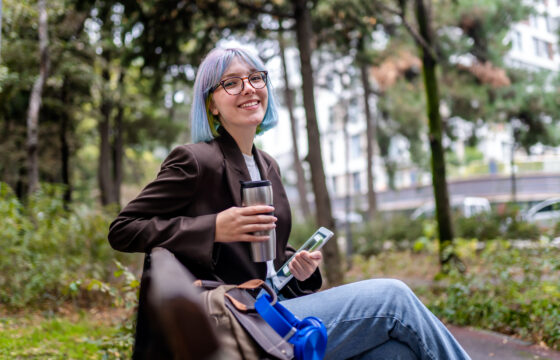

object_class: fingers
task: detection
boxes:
[289,251,322,281]
[241,222,276,233]
[236,206,277,225]
[215,206,276,243]
[238,233,272,243]
[309,251,323,261]
[238,205,275,215]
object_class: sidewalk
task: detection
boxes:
[449,325,560,360]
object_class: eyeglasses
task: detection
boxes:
[210,71,268,95]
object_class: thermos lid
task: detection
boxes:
[240,180,271,188]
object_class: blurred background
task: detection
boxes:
[1,0,559,358]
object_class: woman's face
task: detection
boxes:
[210,58,268,135]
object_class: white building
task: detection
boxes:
[507,1,560,71]
[261,4,560,216]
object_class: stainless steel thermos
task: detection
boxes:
[240,180,276,262]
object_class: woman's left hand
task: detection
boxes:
[288,250,322,281]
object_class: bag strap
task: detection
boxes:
[193,279,225,290]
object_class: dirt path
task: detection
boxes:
[449,325,560,360]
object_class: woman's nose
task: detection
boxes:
[242,78,256,95]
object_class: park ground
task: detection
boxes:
[1,247,559,360]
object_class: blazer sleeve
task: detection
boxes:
[108,146,217,271]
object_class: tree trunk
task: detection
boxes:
[414,0,456,269]
[343,100,353,269]
[278,28,312,220]
[293,0,342,285]
[359,59,377,221]
[60,77,71,205]
[112,101,124,208]
[110,72,125,209]
[98,68,117,206]
[0,0,3,61]
[510,140,516,203]
[26,0,49,194]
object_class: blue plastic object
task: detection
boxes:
[255,294,327,360]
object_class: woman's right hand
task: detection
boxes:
[215,205,276,243]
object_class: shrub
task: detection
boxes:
[353,214,424,257]
[0,182,141,309]
[426,241,560,350]
[454,213,501,240]
[289,218,318,249]
[504,219,540,240]
[553,221,560,238]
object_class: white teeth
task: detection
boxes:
[240,101,258,108]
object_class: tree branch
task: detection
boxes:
[235,0,293,18]
[377,2,438,62]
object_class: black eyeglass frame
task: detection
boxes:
[210,71,268,95]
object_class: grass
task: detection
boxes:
[0,308,130,360]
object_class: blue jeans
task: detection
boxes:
[279,279,471,360]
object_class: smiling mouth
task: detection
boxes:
[240,101,259,108]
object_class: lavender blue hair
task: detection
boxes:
[191,47,279,143]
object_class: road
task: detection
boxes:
[375,173,560,211]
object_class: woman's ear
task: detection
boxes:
[209,99,219,116]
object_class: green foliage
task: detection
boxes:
[427,241,560,350]
[0,182,141,309]
[353,214,425,257]
[493,71,560,152]
[82,261,138,359]
[504,218,541,241]
[554,221,560,238]
[289,218,319,249]
[455,214,501,240]
[350,208,547,259]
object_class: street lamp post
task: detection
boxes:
[509,119,522,204]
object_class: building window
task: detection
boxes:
[329,140,335,164]
[533,37,553,58]
[330,176,337,194]
[349,97,359,123]
[328,106,335,127]
[511,30,522,51]
[350,135,361,158]
[352,172,361,193]
[529,15,539,29]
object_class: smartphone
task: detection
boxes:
[271,227,334,291]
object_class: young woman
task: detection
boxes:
[109,47,470,360]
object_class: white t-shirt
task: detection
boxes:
[243,153,276,279]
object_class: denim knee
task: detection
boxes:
[363,278,416,303]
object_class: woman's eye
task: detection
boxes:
[224,79,240,88]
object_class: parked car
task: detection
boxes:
[410,196,491,220]
[522,198,560,229]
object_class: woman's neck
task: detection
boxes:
[223,126,256,155]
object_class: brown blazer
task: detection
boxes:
[109,129,321,295]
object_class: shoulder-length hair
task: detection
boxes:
[191,47,279,143]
